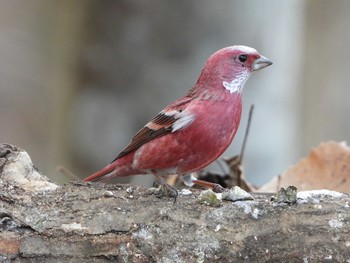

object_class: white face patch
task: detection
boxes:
[172,110,195,132]
[222,70,250,94]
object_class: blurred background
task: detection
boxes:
[1,0,349,188]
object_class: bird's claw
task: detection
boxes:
[154,184,178,203]
[212,184,226,193]
[151,175,178,203]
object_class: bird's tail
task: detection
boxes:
[83,156,139,182]
[83,163,116,182]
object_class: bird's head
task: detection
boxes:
[195,45,272,95]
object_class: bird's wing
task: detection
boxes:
[112,96,194,161]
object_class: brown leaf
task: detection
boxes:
[257,141,350,192]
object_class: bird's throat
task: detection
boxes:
[222,70,250,94]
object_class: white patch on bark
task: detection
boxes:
[3,150,58,192]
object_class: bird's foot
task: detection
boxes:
[182,175,226,193]
[154,183,178,203]
[212,183,225,193]
[151,173,178,203]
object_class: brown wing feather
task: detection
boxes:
[111,96,193,162]
[115,120,172,160]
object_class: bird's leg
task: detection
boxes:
[181,173,225,193]
[192,179,226,193]
[152,171,178,203]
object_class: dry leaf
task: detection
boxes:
[257,141,350,193]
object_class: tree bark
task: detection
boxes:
[0,144,349,263]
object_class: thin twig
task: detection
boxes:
[239,104,254,162]
[56,165,81,181]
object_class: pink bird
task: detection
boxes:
[84,45,272,200]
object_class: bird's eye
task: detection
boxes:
[238,54,248,63]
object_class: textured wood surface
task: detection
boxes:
[1,144,349,262]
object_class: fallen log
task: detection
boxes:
[0,144,349,262]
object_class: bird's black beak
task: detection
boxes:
[253,55,273,71]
